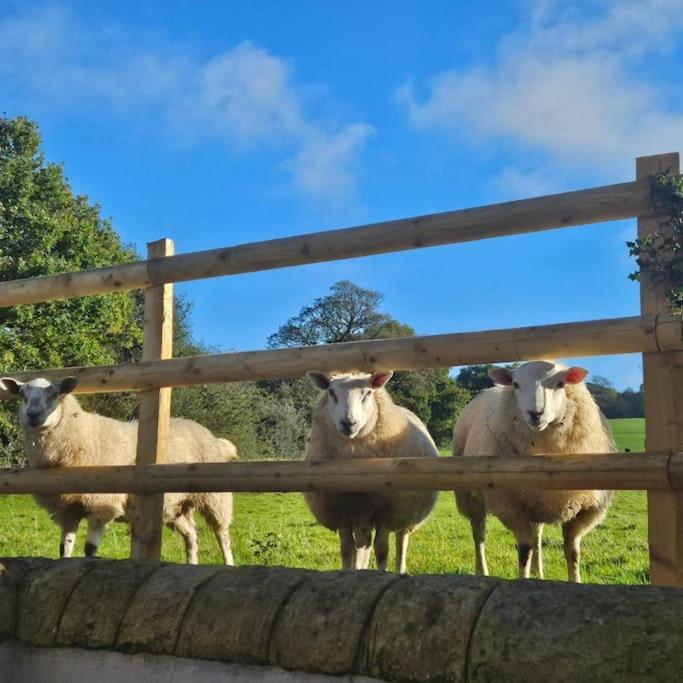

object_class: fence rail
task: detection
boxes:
[1,314,681,397]
[0,178,660,308]
[0,152,681,584]
[0,453,680,495]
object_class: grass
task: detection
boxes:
[610,418,646,452]
[0,419,649,584]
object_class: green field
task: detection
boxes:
[0,419,648,584]
[609,418,647,452]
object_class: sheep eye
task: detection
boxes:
[513,382,520,390]
[361,391,371,403]
[328,389,338,403]
[557,381,565,389]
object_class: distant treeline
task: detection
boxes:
[585,378,644,419]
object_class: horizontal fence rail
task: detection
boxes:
[1,314,680,398]
[0,178,660,308]
[0,453,680,495]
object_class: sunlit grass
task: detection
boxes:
[0,419,649,584]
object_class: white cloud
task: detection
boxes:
[190,42,303,144]
[399,0,683,176]
[0,7,372,199]
[288,124,375,197]
[492,166,560,199]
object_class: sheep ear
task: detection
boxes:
[564,367,588,384]
[58,377,80,395]
[0,378,23,395]
[306,371,330,390]
[488,367,513,386]
[370,371,393,389]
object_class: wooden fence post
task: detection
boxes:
[130,238,174,560]
[638,153,683,586]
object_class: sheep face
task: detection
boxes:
[0,377,80,430]
[307,371,393,439]
[488,361,588,432]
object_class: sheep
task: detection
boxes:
[304,370,438,574]
[0,376,237,565]
[217,438,239,461]
[453,360,616,583]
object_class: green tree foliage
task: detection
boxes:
[0,116,263,464]
[267,280,470,446]
[268,280,413,347]
[455,364,496,395]
[0,117,146,465]
[586,376,644,419]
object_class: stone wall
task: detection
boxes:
[2,558,683,682]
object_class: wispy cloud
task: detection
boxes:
[0,6,373,200]
[398,0,683,179]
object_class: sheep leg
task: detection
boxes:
[214,529,234,566]
[455,492,488,576]
[201,498,234,566]
[493,503,534,578]
[85,516,109,557]
[339,526,356,570]
[353,525,373,570]
[562,507,606,583]
[57,508,81,559]
[374,526,390,572]
[173,514,199,565]
[472,514,489,577]
[530,523,544,579]
[395,530,410,575]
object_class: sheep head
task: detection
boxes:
[306,370,393,439]
[488,361,588,432]
[0,377,79,430]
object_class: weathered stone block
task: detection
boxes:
[2,559,50,642]
[16,558,98,647]
[116,563,219,654]
[467,580,683,682]
[272,570,397,675]
[176,565,306,664]
[56,560,158,649]
[367,574,498,683]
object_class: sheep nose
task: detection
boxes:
[527,410,543,423]
[26,410,43,426]
[340,419,356,430]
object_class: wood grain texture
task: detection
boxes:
[0,178,657,307]
[0,453,680,495]
[2,314,681,398]
[637,154,683,586]
[130,239,174,562]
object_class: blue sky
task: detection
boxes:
[2,1,682,389]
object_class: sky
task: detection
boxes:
[1,0,682,389]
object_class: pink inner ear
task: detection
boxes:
[489,368,513,386]
[565,367,588,384]
[371,372,392,388]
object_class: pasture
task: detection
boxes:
[0,418,648,584]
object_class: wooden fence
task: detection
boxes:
[1,153,681,585]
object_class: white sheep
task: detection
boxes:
[304,370,438,574]
[0,376,237,565]
[453,360,616,582]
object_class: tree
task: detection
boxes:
[267,280,470,446]
[0,117,148,465]
[455,365,496,395]
[586,376,644,419]
[267,280,413,347]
